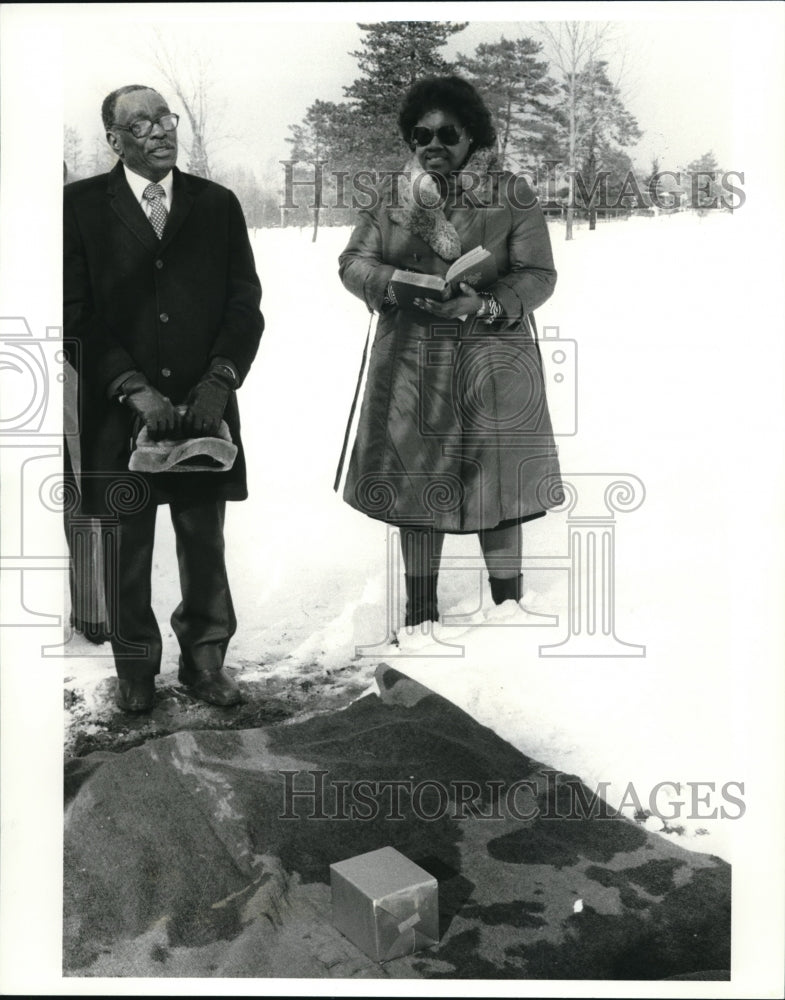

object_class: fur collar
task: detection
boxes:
[388,147,501,261]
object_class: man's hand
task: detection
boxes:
[182,368,233,437]
[413,281,484,319]
[120,372,179,440]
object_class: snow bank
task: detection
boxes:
[66,212,766,863]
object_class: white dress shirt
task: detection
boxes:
[123,164,174,218]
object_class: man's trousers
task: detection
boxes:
[105,499,236,680]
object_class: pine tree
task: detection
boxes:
[685,151,720,174]
[285,21,468,234]
[342,21,468,169]
[456,35,556,169]
[643,155,662,209]
[684,151,723,212]
[572,61,642,228]
[286,100,347,239]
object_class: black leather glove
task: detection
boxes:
[182,367,233,437]
[119,372,179,440]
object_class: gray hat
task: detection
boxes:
[129,419,237,473]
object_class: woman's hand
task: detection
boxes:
[414,282,483,318]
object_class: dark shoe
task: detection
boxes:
[178,661,242,707]
[72,617,111,645]
[404,574,439,627]
[116,676,155,712]
[489,573,523,605]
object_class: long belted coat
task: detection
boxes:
[63,162,264,516]
[338,152,563,533]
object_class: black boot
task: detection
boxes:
[72,617,111,645]
[178,656,243,707]
[404,574,439,627]
[489,573,523,605]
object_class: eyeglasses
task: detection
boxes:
[111,113,179,139]
[411,125,464,147]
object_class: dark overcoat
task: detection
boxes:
[338,167,562,533]
[63,162,263,516]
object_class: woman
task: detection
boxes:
[338,76,562,628]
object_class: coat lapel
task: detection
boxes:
[107,162,159,252]
[158,168,195,253]
[107,163,196,253]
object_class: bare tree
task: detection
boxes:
[537,22,613,240]
[64,127,118,181]
[89,136,117,177]
[149,30,216,178]
[64,126,84,178]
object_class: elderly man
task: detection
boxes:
[64,85,263,712]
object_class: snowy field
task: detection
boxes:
[62,210,781,863]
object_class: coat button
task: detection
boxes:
[161,368,172,378]
[155,259,164,269]
[159,312,169,323]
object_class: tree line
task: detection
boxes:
[285,22,731,239]
[64,21,731,240]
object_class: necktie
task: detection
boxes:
[143,182,168,239]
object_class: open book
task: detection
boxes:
[390,246,498,311]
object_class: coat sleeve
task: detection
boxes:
[491,175,557,324]
[63,186,139,392]
[207,190,264,387]
[338,206,397,313]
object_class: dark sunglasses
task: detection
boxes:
[411,125,464,147]
[111,113,179,139]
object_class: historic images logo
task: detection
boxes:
[279,768,746,823]
[280,161,746,213]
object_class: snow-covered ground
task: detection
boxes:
[62,211,780,863]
